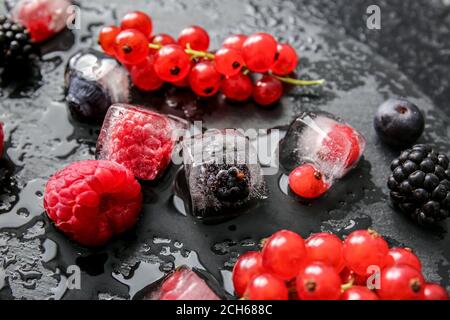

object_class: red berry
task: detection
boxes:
[261,230,306,280]
[114,29,149,65]
[120,11,153,37]
[172,75,190,88]
[296,262,342,300]
[222,34,247,50]
[288,164,329,199]
[305,232,344,272]
[341,286,379,300]
[214,48,244,77]
[150,33,176,54]
[378,265,425,300]
[386,247,422,272]
[232,251,265,297]
[178,26,210,51]
[423,283,449,300]
[343,229,389,276]
[189,61,222,97]
[321,125,361,169]
[253,75,283,106]
[221,73,253,102]
[130,56,164,91]
[244,273,289,300]
[154,44,191,82]
[0,122,4,156]
[43,160,142,246]
[271,43,298,76]
[242,33,277,72]
[98,26,121,56]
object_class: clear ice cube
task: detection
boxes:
[65,49,130,122]
[182,129,266,221]
[96,104,187,181]
[279,111,365,182]
[146,267,221,300]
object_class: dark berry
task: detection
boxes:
[212,166,250,202]
[374,98,425,147]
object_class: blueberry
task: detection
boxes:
[374,98,425,147]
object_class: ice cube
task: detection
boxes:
[279,111,365,181]
[146,267,221,300]
[96,104,187,181]
[183,129,267,221]
[10,0,74,43]
[65,49,130,122]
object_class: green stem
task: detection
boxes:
[273,75,325,86]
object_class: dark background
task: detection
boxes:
[0,0,450,300]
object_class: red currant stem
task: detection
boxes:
[185,43,215,60]
[340,280,354,292]
[272,74,325,86]
[149,43,163,50]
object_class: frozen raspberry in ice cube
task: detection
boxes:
[11,0,74,43]
[147,267,220,300]
[96,104,186,181]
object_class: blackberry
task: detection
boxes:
[207,164,250,202]
[0,15,37,68]
[388,144,450,225]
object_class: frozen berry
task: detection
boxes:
[242,33,277,72]
[305,232,345,272]
[386,247,422,272]
[232,251,265,297]
[98,26,121,56]
[288,164,329,199]
[244,273,289,300]
[253,75,283,106]
[221,73,253,102]
[341,286,379,300]
[378,265,425,300]
[154,44,191,82]
[130,55,164,91]
[262,230,306,280]
[343,229,389,276]
[213,166,250,202]
[296,262,342,300]
[120,11,153,37]
[321,124,362,169]
[271,43,298,76]
[423,283,449,300]
[178,26,210,51]
[114,29,149,65]
[222,34,247,50]
[374,98,425,147]
[189,61,222,97]
[43,160,142,246]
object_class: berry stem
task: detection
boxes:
[272,74,325,86]
[340,280,354,291]
[185,43,215,60]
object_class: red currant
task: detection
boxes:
[214,48,244,77]
[222,34,247,50]
[98,26,121,56]
[305,232,344,272]
[343,229,389,276]
[130,56,164,91]
[321,125,361,169]
[172,75,190,88]
[189,61,222,97]
[288,164,329,199]
[154,44,191,82]
[386,247,422,272]
[253,75,283,106]
[114,29,149,65]
[120,11,153,37]
[244,273,289,300]
[341,286,379,300]
[378,265,425,300]
[221,73,253,102]
[178,26,210,51]
[149,33,176,54]
[261,230,306,280]
[232,251,265,297]
[296,262,342,300]
[271,43,298,75]
[242,33,277,72]
[423,283,449,300]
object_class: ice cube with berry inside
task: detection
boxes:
[144,267,221,300]
[65,49,130,122]
[182,129,267,222]
[9,0,74,43]
[279,111,365,182]
[96,104,187,181]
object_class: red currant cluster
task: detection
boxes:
[232,229,449,300]
[98,11,323,106]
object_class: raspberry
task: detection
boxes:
[43,160,142,246]
[0,122,4,156]
[97,104,182,181]
[321,124,361,169]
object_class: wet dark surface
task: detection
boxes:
[0,0,450,299]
